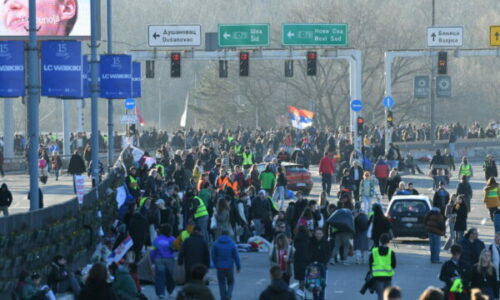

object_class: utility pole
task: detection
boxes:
[27,0,39,210]
[430,0,436,145]
[90,0,100,186]
[107,0,114,169]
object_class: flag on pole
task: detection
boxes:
[288,105,314,129]
[180,92,189,128]
[134,107,145,126]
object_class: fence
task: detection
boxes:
[0,169,121,294]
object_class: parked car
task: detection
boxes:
[386,195,432,239]
[256,162,313,195]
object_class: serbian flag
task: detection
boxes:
[134,107,145,126]
[288,106,314,129]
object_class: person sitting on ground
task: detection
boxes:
[176,264,215,300]
[47,255,81,296]
[109,263,139,300]
[259,265,297,300]
[18,271,56,300]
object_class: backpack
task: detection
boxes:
[38,159,47,168]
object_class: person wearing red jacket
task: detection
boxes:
[319,152,336,196]
[373,157,390,197]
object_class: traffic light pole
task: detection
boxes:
[107,0,114,169]
[131,48,363,153]
[90,0,100,187]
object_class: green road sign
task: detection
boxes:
[218,24,270,47]
[282,24,348,46]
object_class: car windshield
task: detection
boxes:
[286,166,306,172]
[391,200,428,214]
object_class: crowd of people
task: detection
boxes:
[1,124,499,300]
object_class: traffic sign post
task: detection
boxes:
[282,24,348,46]
[383,96,394,108]
[414,76,430,99]
[490,26,500,46]
[148,25,201,47]
[350,99,362,112]
[427,27,464,47]
[124,98,136,110]
[218,24,270,47]
[436,75,451,98]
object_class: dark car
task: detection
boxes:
[386,195,432,239]
[256,162,313,195]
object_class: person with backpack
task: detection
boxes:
[433,182,450,217]
[359,171,379,214]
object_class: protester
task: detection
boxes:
[47,255,81,296]
[109,263,139,300]
[373,157,390,197]
[270,233,294,285]
[384,286,402,300]
[259,266,296,300]
[78,264,116,300]
[470,249,498,299]
[360,171,379,213]
[369,203,392,247]
[370,233,396,300]
[456,176,473,213]
[483,177,500,221]
[212,229,241,300]
[440,244,468,300]
[178,226,210,283]
[176,264,215,300]
[459,228,486,273]
[67,150,86,193]
[444,195,457,250]
[453,195,469,242]
[273,166,288,210]
[0,183,13,216]
[51,152,62,181]
[424,205,446,264]
[353,203,370,264]
[293,225,311,297]
[386,169,401,201]
[150,224,176,299]
[458,157,473,182]
[433,182,450,216]
[319,152,336,196]
[418,287,444,300]
[483,154,498,181]
[214,198,233,239]
[19,272,56,300]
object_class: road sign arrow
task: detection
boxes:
[287,31,295,38]
[153,32,160,39]
[431,32,437,41]
[223,32,231,39]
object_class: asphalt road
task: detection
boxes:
[138,162,494,300]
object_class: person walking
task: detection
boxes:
[293,225,311,298]
[453,195,468,242]
[350,160,364,202]
[424,205,446,264]
[250,190,272,239]
[444,194,457,250]
[259,266,297,300]
[191,192,210,242]
[386,143,401,170]
[273,166,288,210]
[369,233,396,300]
[483,177,500,222]
[150,224,176,299]
[483,154,498,182]
[309,227,329,300]
[214,198,233,239]
[319,152,336,196]
[259,165,276,197]
[470,249,498,300]
[373,157,390,197]
[67,150,86,194]
[360,171,379,214]
[270,233,294,285]
[459,228,486,276]
[212,229,241,300]
[433,182,450,217]
[458,157,473,182]
[353,203,370,264]
[488,232,500,284]
[178,226,210,283]
[385,169,401,201]
[51,152,62,181]
[0,183,13,216]
[177,264,215,300]
[439,244,468,300]
[456,176,473,213]
[369,203,392,247]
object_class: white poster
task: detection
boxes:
[75,175,86,204]
[115,185,126,208]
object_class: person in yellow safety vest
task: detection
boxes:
[191,193,210,242]
[439,244,467,299]
[173,223,195,251]
[242,147,254,170]
[156,164,166,178]
[126,167,140,198]
[369,233,396,300]
[458,157,473,182]
[484,177,500,221]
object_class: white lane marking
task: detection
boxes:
[334,291,345,293]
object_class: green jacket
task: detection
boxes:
[259,171,276,190]
[112,266,138,300]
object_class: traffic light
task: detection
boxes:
[219,60,228,78]
[285,60,294,77]
[306,51,317,76]
[170,52,181,78]
[437,51,447,75]
[146,60,155,78]
[387,110,394,127]
[239,52,249,76]
[357,117,364,135]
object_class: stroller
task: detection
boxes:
[304,262,326,300]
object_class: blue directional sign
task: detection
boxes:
[41,41,83,97]
[132,62,141,98]
[350,99,363,112]
[383,96,395,108]
[100,54,133,99]
[124,98,136,110]
[0,41,25,97]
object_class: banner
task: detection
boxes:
[132,62,141,98]
[75,175,86,204]
[107,235,134,266]
[41,40,83,97]
[0,41,25,97]
[100,54,132,99]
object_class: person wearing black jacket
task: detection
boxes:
[470,249,498,300]
[178,226,210,282]
[0,183,13,216]
[310,228,330,265]
[439,244,468,300]
[483,154,498,181]
[47,255,81,296]
[456,175,473,212]
[259,266,296,300]
[293,225,311,296]
[349,161,364,202]
[68,150,86,194]
[128,210,149,262]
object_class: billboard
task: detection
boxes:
[0,0,92,39]
[100,54,132,99]
[132,62,141,98]
[0,41,25,97]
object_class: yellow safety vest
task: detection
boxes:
[234,145,242,155]
[268,197,279,212]
[157,164,166,177]
[128,176,139,190]
[181,230,190,241]
[459,164,472,176]
[450,278,463,293]
[243,152,253,166]
[487,187,499,198]
[194,196,208,219]
[139,197,148,207]
[371,247,394,277]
